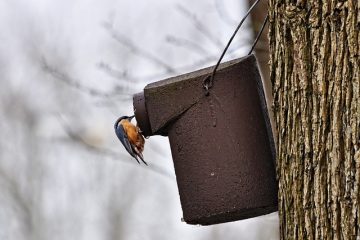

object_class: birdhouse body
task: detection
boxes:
[133,55,277,225]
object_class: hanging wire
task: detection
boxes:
[248,14,269,55]
[203,0,266,96]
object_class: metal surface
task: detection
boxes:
[133,54,277,225]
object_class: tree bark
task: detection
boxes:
[269,1,359,239]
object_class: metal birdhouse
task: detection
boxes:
[132,54,277,225]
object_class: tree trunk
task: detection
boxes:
[269,1,359,240]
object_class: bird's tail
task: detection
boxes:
[134,148,147,165]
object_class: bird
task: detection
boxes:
[114,115,147,165]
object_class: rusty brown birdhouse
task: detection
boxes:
[133,54,278,225]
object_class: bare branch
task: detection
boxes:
[57,115,175,181]
[214,0,239,26]
[97,62,140,83]
[0,167,32,233]
[165,35,208,55]
[176,4,224,49]
[42,59,132,100]
[102,21,177,74]
[98,39,251,89]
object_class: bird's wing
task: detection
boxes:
[115,124,140,164]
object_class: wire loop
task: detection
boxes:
[202,75,212,96]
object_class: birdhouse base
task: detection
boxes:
[185,205,278,225]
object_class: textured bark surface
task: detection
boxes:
[269,1,359,239]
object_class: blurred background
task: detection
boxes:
[0,0,278,239]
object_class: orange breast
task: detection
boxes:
[120,120,145,153]
[120,120,138,144]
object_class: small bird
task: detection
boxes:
[114,115,146,165]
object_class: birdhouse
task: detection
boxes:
[133,54,278,225]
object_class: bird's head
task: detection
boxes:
[114,115,135,129]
